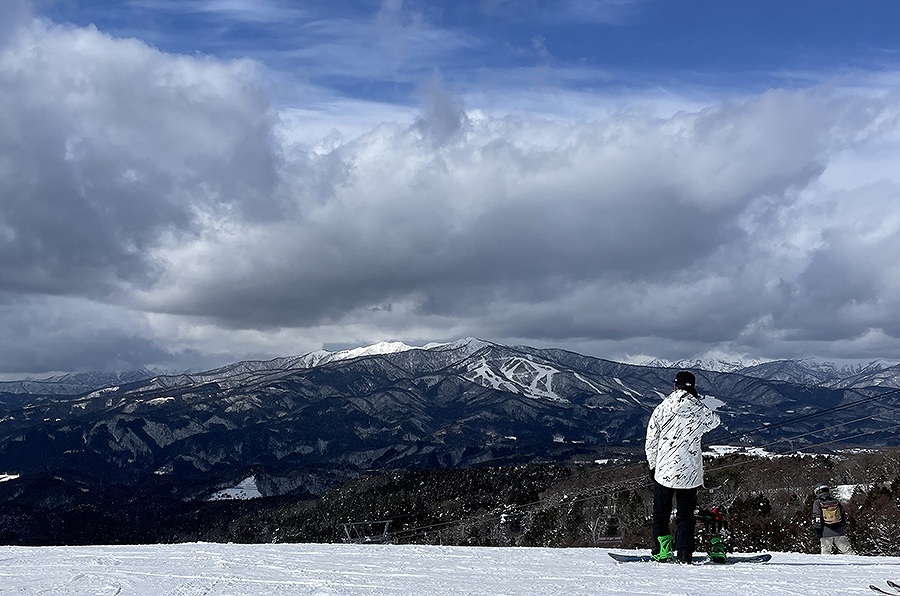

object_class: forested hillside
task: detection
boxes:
[3,449,897,554]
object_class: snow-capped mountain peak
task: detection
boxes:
[316,341,420,364]
[297,338,491,368]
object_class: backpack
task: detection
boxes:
[820,499,842,525]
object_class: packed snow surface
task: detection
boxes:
[1,542,896,595]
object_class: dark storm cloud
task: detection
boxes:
[0,294,175,374]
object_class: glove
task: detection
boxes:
[647,466,656,483]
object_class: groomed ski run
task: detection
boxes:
[0,543,897,595]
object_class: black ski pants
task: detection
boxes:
[651,480,698,556]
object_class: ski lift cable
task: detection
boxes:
[745,407,900,452]
[593,390,900,499]
[717,385,900,441]
[390,418,900,543]
[390,398,900,541]
[389,388,900,542]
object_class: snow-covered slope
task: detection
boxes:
[131,338,493,392]
[297,340,426,368]
[0,542,894,595]
[206,476,262,501]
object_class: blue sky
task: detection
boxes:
[3,0,900,374]
[42,1,900,102]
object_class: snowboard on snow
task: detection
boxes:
[608,552,772,565]
[870,580,900,594]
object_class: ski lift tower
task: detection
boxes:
[341,519,394,544]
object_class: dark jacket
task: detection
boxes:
[812,495,846,538]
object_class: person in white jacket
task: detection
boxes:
[645,371,721,563]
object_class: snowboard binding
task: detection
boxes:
[696,505,729,563]
[651,534,674,562]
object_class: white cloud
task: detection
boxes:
[3,10,900,374]
[197,0,308,23]
[554,0,646,25]
[0,18,281,296]
[135,81,900,361]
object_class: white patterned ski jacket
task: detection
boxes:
[645,388,721,489]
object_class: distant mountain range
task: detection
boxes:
[642,355,895,384]
[0,338,898,505]
[5,341,897,396]
[0,368,164,397]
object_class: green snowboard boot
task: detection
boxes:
[651,535,674,562]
